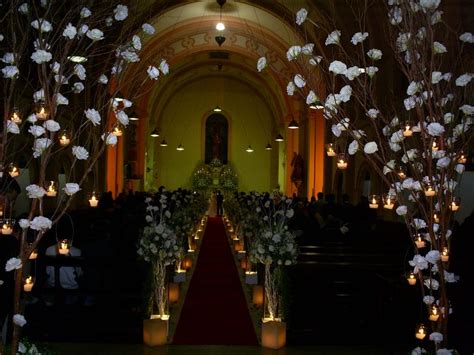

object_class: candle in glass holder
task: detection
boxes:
[113,126,123,136]
[397,167,406,179]
[431,140,439,152]
[449,197,460,212]
[369,195,379,209]
[415,324,427,340]
[58,239,70,255]
[2,222,13,235]
[424,185,435,197]
[36,102,48,120]
[383,194,395,209]
[403,121,413,137]
[336,153,348,170]
[407,272,417,285]
[458,153,467,164]
[23,276,34,292]
[88,192,99,207]
[11,108,22,124]
[441,247,449,262]
[8,164,20,178]
[28,249,38,260]
[429,305,440,322]
[59,131,71,146]
[46,181,58,197]
[326,143,336,157]
[434,213,440,224]
[415,235,426,248]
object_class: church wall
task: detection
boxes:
[151,77,278,192]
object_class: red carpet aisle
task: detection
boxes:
[173,217,258,345]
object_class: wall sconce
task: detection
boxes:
[274,134,284,142]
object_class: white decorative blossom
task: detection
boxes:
[420,0,441,11]
[389,6,402,25]
[363,142,378,154]
[396,205,407,216]
[427,122,445,136]
[62,23,77,39]
[256,58,267,73]
[85,109,101,126]
[6,258,22,272]
[367,109,379,118]
[286,45,302,61]
[425,250,440,264]
[31,19,52,32]
[294,74,306,88]
[78,24,89,36]
[80,7,91,18]
[13,314,27,327]
[409,255,428,273]
[116,110,129,126]
[32,138,52,158]
[159,59,169,75]
[30,216,52,231]
[351,32,368,45]
[459,32,474,43]
[423,295,435,305]
[286,81,295,96]
[44,120,60,132]
[433,41,447,54]
[296,8,308,25]
[302,43,314,55]
[437,157,451,169]
[424,278,440,290]
[102,133,118,146]
[7,121,20,134]
[455,73,472,87]
[429,332,443,343]
[329,60,347,75]
[63,183,81,196]
[2,65,19,79]
[306,90,318,105]
[348,140,359,155]
[142,23,156,35]
[55,93,69,106]
[345,66,362,80]
[19,219,30,229]
[28,125,45,137]
[367,49,382,60]
[309,56,322,66]
[325,30,341,46]
[26,184,46,199]
[86,29,104,41]
[114,4,128,21]
[18,3,29,14]
[72,146,89,160]
[72,82,84,94]
[31,49,52,64]
[339,85,352,102]
[121,50,140,63]
[366,66,379,77]
[98,74,108,84]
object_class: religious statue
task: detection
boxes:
[291,152,304,196]
[205,113,228,164]
[212,126,221,160]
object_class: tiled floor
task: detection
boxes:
[47,343,406,355]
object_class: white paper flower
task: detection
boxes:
[96,75,108,86]
[431,71,442,84]
[309,56,322,66]
[294,74,306,88]
[55,93,69,106]
[147,66,159,80]
[7,121,20,134]
[6,258,22,272]
[459,32,474,43]
[159,59,169,75]
[85,109,101,126]
[114,4,128,21]
[423,295,435,305]
[420,0,440,11]
[63,183,81,196]
[31,49,52,64]
[121,50,139,63]
[27,114,38,123]
[363,142,378,154]
[301,43,314,55]
[102,133,118,146]
[19,219,30,229]
[31,19,52,32]
[296,8,308,25]
[18,3,29,14]
[351,32,368,45]
[348,140,359,155]
[80,7,91,18]
[286,45,302,61]
[86,29,104,41]
[367,49,382,60]
[26,184,46,199]
[429,332,443,343]
[71,82,84,94]
[331,125,341,137]
[44,120,60,132]
[427,122,445,136]
[426,250,440,264]
[409,255,428,272]
[396,205,407,216]
[325,30,341,46]
[433,41,447,54]
[72,146,89,160]
[13,314,26,327]
[2,65,19,79]
[344,66,362,81]
[116,110,129,126]
[32,138,52,158]
[256,57,267,72]
[73,64,86,80]
[366,66,379,77]
[28,125,45,137]
[339,85,352,102]
[389,6,402,25]
[286,81,295,96]
[142,23,155,35]
[413,218,427,229]
[437,157,451,169]
[367,109,379,119]
[30,216,52,231]
[63,23,77,39]
[78,24,89,36]
[329,60,347,75]
[455,73,472,87]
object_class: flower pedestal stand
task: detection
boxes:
[261,318,286,349]
[143,315,169,346]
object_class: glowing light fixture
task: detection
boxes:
[265,143,272,151]
[216,22,225,31]
[246,145,254,153]
[150,129,160,138]
[275,134,284,142]
[176,144,184,151]
[160,140,168,147]
[287,119,299,129]
[213,105,222,112]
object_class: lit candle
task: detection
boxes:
[369,195,379,209]
[336,154,348,169]
[458,153,467,164]
[449,197,460,212]
[403,122,413,137]
[383,194,395,210]
[434,214,439,223]
[29,249,38,260]
[11,108,22,124]
[432,141,439,152]
[407,272,417,286]
[59,133,71,146]
[397,168,406,179]
[2,223,13,235]
[36,103,48,120]
[326,143,336,157]
[88,192,99,207]
[441,247,449,262]
[9,165,20,178]
[0,205,3,217]
[113,126,123,136]
[23,276,34,292]
[46,181,57,197]
[58,240,70,255]
[415,235,426,248]
[429,305,440,322]
[415,324,427,340]
[424,185,435,197]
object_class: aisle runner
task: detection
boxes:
[173,217,258,345]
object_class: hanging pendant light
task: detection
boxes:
[213,105,222,112]
[275,134,284,142]
[160,139,168,147]
[288,119,299,129]
[246,145,254,153]
[150,129,160,138]
[176,144,184,151]
[265,143,272,151]
[216,0,226,31]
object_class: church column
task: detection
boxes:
[307,109,325,199]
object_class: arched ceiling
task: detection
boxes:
[123,0,326,129]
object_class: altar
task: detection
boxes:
[192,159,238,192]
